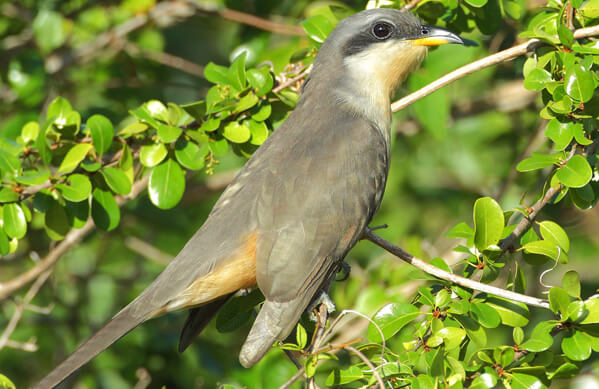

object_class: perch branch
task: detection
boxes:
[362,229,550,309]
[391,24,599,112]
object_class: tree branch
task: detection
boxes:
[362,229,550,309]
[0,176,149,301]
[0,269,52,350]
[344,345,385,389]
[391,24,599,112]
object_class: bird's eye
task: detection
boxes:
[372,22,393,39]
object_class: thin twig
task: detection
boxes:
[0,269,52,350]
[391,24,599,112]
[400,0,424,12]
[344,345,385,389]
[0,176,149,301]
[362,229,550,309]
[272,66,312,93]
[498,185,561,252]
[124,41,205,78]
[220,8,305,36]
[278,367,306,389]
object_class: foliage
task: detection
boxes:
[1,0,599,388]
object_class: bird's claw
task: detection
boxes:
[307,291,336,322]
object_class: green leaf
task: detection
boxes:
[547,362,579,380]
[565,64,595,102]
[523,68,552,91]
[149,159,185,210]
[0,187,18,203]
[33,10,66,53]
[326,366,364,386]
[58,143,93,175]
[562,270,581,298]
[446,222,474,240]
[247,67,274,96]
[14,170,51,186]
[234,93,259,113]
[513,327,524,345]
[549,286,571,316]
[521,321,555,352]
[21,121,39,143]
[200,118,220,132]
[296,323,307,349]
[556,155,592,188]
[65,200,89,228]
[44,200,70,240]
[509,373,547,389]
[56,174,92,202]
[252,104,272,122]
[3,203,27,239]
[248,120,269,146]
[464,0,488,6]
[92,188,120,231]
[368,302,420,342]
[0,373,16,389]
[522,240,560,261]
[581,298,599,324]
[538,220,569,252]
[87,114,114,155]
[516,152,562,172]
[101,167,132,195]
[222,122,251,143]
[455,315,487,346]
[545,119,574,151]
[204,62,230,85]
[438,327,467,349]
[157,124,182,143]
[209,138,228,156]
[486,297,529,327]
[140,143,167,167]
[174,139,208,171]
[0,149,22,176]
[562,330,592,361]
[473,197,504,250]
[118,122,148,138]
[557,25,574,47]
[228,52,247,92]
[301,14,334,44]
[471,302,501,328]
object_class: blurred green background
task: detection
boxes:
[1,0,598,388]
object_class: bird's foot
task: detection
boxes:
[336,261,351,282]
[307,291,336,322]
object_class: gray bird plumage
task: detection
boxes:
[35,8,467,388]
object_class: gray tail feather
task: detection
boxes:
[178,294,233,353]
[34,307,146,389]
[238,299,302,368]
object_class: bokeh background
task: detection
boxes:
[1,0,598,388]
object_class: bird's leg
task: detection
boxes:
[335,261,351,282]
[307,291,336,322]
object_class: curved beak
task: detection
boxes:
[409,25,477,47]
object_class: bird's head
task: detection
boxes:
[305,9,468,124]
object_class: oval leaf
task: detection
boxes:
[56,174,92,202]
[87,114,114,155]
[101,167,132,195]
[58,143,92,175]
[3,203,27,239]
[92,188,120,231]
[140,143,167,167]
[149,159,185,210]
[473,197,504,250]
[556,155,592,188]
[368,302,420,342]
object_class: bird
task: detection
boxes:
[35,8,467,388]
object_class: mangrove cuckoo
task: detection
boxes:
[36,8,467,388]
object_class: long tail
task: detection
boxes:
[34,306,146,389]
